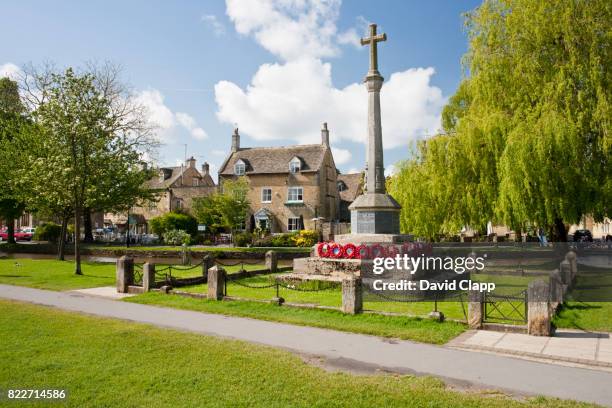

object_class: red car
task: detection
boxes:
[0,229,32,242]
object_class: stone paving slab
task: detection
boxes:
[69,286,136,299]
[451,329,612,369]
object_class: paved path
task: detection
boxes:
[450,329,612,368]
[1,284,612,406]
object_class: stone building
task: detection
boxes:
[105,157,216,233]
[337,172,364,222]
[218,125,340,233]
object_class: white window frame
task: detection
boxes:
[234,160,245,175]
[193,177,199,186]
[261,188,272,203]
[337,181,346,192]
[287,186,303,203]
[288,217,301,232]
[289,157,301,173]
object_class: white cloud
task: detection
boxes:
[201,14,226,36]
[346,167,361,174]
[134,90,208,141]
[215,59,445,149]
[331,146,351,165]
[337,16,371,49]
[225,0,341,61]
[0,63,21,80]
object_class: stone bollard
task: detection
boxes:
[142,262,156,292]
[559,259,572,288]
[528,279,552,336]
[341,277,362,314]
[207,265,226,300]
[181,243,191,265]
[202,255,213,280]
[549,269,563,310]
[265,250,278,272]
[565,251,578,283]
[116,256,134,293]
[467,290,484,329]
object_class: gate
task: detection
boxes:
[484,290,527,324]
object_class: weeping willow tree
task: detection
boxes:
[390,0,611,241]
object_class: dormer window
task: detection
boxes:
[337,181,347,192]
[234,159,246,175]
[289,157,301,173]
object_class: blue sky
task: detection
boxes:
[0,0,481,178]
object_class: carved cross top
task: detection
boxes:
[360,23,386,74]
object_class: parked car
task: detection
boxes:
[0,229,32,241]
[573,229,593,242]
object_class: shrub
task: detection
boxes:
[149,212,198,238]
[270,233,298,247]
[33,223,62,242]
[162,229,191,246]
[233,232,253,247]
[292,230,318,247]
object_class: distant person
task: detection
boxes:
[538,227,547,247]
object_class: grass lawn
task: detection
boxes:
[88,244,311,253]
[553,302,612,332]
[0,258,262,290]
[0,258,116,290]
[127,292,466,344]
[0,300,591,408]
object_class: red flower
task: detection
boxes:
[317,242,331,257]
[343,243,357,259]
[355,244,369,259]
[329,243,344,258]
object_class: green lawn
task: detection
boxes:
[127,292,465,344]
[0,300,591,408]
[0,258,264,290]
[0,258,116,290]
[88,244,311,253]
[553,302,612,332]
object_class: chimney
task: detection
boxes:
[201,162,210,176]
[186,156,196,169]
[231,128,240,152]
[321,122,329,146]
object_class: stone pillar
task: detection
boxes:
[202,255,213,279]
[142,262,156,292]
[549,269,563,309]
[265,250,278,272]
[565,251,578,283]
[181,243,190,265]
[528,279,551,336]
[116,256,134,293]
[342,277,362,314]
[467,290,484,329]
[207,265,226,300]
[559,260,572,289]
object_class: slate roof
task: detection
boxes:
[219,144,328,175]
[337,172,363,202]
[147,166,215,189]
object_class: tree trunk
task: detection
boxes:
[74,204,82,275]
[553,217,568,242]
[6,218,16,244]
[57,213,68,261]
[83,208,94,243]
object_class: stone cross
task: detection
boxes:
[360,24,387,76]
[361,23,387,194]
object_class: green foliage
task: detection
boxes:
[33,222,62,242]
[233,232,253,247]
[162,229,191,246]
[390,0,611,240]
[292,230,318,247]
[192,177,250,233]
[149,211,198,237]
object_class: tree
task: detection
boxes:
[0,78,27,244]
[391,0,611,241]
[15,65,157,273]
[193,177,250,234]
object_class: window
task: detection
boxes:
[261,188,272,203]
[193,178,199,186]
[175,200,183,209]
[289,157,301,173]
[235,219,246,231]
[288,217,301,232]
[337,181,346,192]
[287,186,303,202]
[234,159,245,175]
